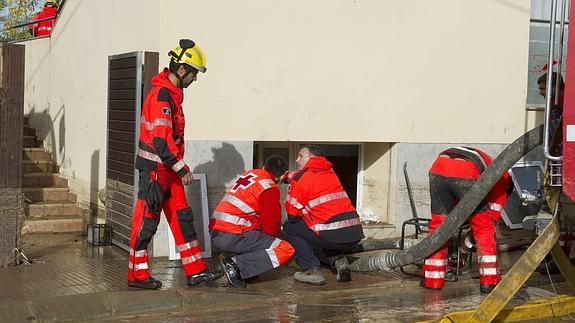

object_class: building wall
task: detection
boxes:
[20,0,537,233]
[161,0,532,143]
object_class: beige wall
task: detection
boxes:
[22,0,161,207]
[360,143,395,223]
[22,0,534,213]
[160,0,531,143]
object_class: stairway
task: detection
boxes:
[21,116,85,234]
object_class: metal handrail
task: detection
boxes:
[544,0,562,161]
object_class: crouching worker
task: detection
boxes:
[284,145,364,285]
[127,39,223,289]
[423,146,511,294]
[210,156,295,288]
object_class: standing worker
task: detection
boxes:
[422,146,510,293]
[29,0,58,37]
[284,145,364,285]
[210,156,295,288]
[127,39,222,290]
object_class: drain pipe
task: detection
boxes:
[350,125,544,272]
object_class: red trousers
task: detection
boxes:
[423,154,503,289]
[127,167,206,282]
[423,211,500,289]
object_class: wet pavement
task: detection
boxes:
[0,232,573,322]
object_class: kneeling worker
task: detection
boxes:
[210,156,295,288]
[284,145,364,285]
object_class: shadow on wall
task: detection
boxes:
[192,142,245,187]
[28,105,65,166]
[90,149,99,220]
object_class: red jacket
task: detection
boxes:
[286,157,364,243]
[430,146,510,219]
[134,68,190,177]
[29,7,57,37]
[210,169,282,236]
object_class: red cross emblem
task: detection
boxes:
[230,173,256,192]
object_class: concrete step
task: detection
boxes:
[22,187,76,203]
[23,126,36,136]
[23,160,58,173]
[21,216,84,234]
[23,135,41,148]
[23,148,52,162]
[25,201,80,217]
[22,172,67,188]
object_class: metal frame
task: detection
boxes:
[107,51,143,251]
[168,173,212,259]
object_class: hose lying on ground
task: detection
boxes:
[349,125,544,272]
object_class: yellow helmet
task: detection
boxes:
[44,0,57,7]
[168,39,207,73]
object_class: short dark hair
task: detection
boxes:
[300,144,324,157]
[538,72,564,91]
[169,61,198,76]
[264,155,288,178]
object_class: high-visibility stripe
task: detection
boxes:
[307,191,348,210]
[311,217,361,232]
[454,146,488,169]
[171,159,186,173]
[286,195,305,210]
[129,262,149,270]
[489,203,503,212]
[137,149,162,163]
[259,178,274,190]
[223,194,255,214]
[212,211,252,227]
[425,259,447,266]
[265,238,282,268]
[37,26,52,31]
[425,271,445,279]
[141,117,172,131]
[181,252,202,265]
[479,268,498,276]
[177,241,199,253]
[478,255,497,263]
[130,249,148,258]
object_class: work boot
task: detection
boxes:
[220,257,247,288]
[294,267,326,285]
[127,277,163,290]
[480,284,496,294]
[334,256,351,282]
[187,268,224,287]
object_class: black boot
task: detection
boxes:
[187,268,224,287]
[480,284,496,294]
[334,256,351,282]
[127,277,163,290]
[220,257,247,288]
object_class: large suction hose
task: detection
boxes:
[350,125,544,272]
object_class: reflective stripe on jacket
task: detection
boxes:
[285,156,364,243]
[210,169,278,234]
[134,68,189,177]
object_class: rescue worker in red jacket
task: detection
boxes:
[422,146,511,294]
[28,0,58,37]
[127,39,222,290]
[284,145,364,285]
[210,156,295,288]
